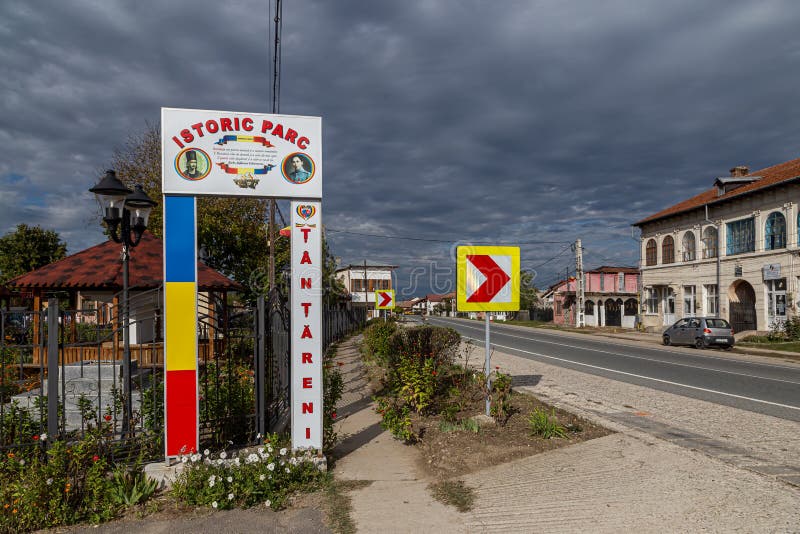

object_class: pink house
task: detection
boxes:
[551,266,640,328]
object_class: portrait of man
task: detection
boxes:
[283,153,314,184]
[182,150,201,179]
[178,149,209,180]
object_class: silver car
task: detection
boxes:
[662,317,735,350]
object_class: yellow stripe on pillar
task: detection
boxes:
[165,282,197,372]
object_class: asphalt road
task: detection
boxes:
[423,316,800,422]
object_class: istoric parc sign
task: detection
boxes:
[161,107,323,458]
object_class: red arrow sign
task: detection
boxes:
[466,255,510,303]
[378,291,393,307]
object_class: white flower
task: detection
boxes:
[46,478,53,486]
[285,468,290,473]
[267,463,275,471]
[267,445,273,453]
[279,448,287,456]
[258,447,265,455]
[204,449,210,456]
[247,453,259,464]
[40,433,47,441]
[256,433,262,440]
[181,456,188,463]
[212,501,218,509]
[19,460,24,466]
[227,493,234,501]
[220,451,227,459]
[289,457,297,466]
[191,454,201,462]
[264,499,271,507]
[259,474,266,481]
[226,476,232,483]
[216,459,224,466]
[234,458,240,466]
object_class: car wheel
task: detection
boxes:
[724,345,733,351]
[694,338,705,349]
[662,335,671,346]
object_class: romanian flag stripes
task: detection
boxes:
[163,195,199,457]
[214,135,274,147]
[216,163,275,175]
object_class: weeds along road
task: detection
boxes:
[424,316,800,423]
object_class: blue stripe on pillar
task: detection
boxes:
[164,195,196,282]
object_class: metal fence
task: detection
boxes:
[0,288,365,461]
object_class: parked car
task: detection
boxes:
[662,317,735,350]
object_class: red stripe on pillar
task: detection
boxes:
[166,369,197,457]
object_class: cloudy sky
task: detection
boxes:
[2,0,799,296]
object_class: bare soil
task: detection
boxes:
[413,391,613,480]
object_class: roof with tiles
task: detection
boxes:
[7,232,241,291]
[588,266,639,274]
[634,157,800,226]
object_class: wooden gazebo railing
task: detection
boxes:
[31,341,220,367]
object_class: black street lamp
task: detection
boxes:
[89,170,157,435]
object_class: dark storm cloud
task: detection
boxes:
[1,1,799,294]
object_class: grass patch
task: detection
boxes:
[429,480,475,512]
[739,340,800,353]
[323,479,372,534]
[438,419,480,434]
[528,407,568,439]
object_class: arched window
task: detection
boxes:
[662,235,675,264]
[682,231,696,261]
[765,212,786,250]
[645,239,657,266]
[585,300,594,315]
[624,298,638,316]
[702,226,718,258]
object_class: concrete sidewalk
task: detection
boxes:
[330,333,800,533]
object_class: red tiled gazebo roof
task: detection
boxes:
[7,232,241,292]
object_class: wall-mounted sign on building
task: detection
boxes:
[763,263,781,280]
[162,108,322,198]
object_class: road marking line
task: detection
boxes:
[433,319,800,385]
[461,335,800,412]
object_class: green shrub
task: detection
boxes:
[323,358,344,452]
[109,465,158,506]
[362,320,398,363]
[490,371,513,425]
[528,407,567,439]
[171,435,325,510]
[0,430,119,532]
[374,397,416,443]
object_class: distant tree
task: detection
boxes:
[0,224,67,283]
[519,270,539,310]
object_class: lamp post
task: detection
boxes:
[89,170,157,435]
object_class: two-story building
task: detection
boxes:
[633,158,800,334]
[335,264,396,319]
[550,267,640,327]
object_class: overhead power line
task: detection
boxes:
[325,228,571,245]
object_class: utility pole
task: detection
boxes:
[364,260,369,320]
[575,239,585,327]
[267,0,282,295]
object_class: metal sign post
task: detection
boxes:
[484,314,491,416]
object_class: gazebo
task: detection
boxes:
[7,232,241,365]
